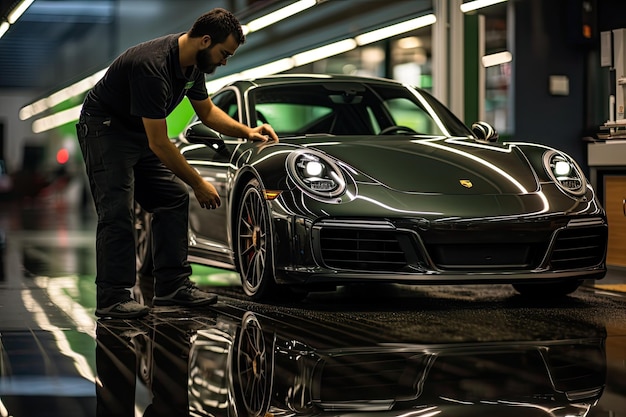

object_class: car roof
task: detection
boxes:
[226,73,408,89]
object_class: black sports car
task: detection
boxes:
[136,74,607,302]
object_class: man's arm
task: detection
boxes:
[142,117,221,209]
[190,97,278,142]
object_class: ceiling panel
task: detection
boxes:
[0,0,114,89]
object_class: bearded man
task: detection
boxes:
[77,8,278,318]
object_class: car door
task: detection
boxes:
[184,88,242,257]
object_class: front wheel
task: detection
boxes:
[512,280,582,298]
[236,179,277,301]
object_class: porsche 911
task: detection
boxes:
[136,74,607,302]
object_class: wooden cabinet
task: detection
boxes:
[587,142,626,267]
[605,176,626,267]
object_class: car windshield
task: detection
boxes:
[250,82,473,137]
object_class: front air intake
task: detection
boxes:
[319,228,409,272]
[549,224,607,270]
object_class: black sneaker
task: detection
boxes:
[95,299,150,318]
[153,283,218,307]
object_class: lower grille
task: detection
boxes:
[428,243,540,270]
[549,225,607,270]
[314,219,607,274]
[319,228,410,271]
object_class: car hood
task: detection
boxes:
[305,136,540,195]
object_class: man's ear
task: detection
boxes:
[201,35,212,48]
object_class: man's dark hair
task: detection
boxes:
[188,8,245,45]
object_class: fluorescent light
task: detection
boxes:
[293,39,357,66]
[244,0,316,34]
[481,51,512,67]
[355,14,436,46]
[27,9,439,133]
[0,21,9,39]
[22,0,321,120]
[20,68,108,120]
[398,36,422,49]
[205,74,242,95]
[32,106,82,134]
[8,0,35,24]
[239,58,294,79]
[460,0,507,13]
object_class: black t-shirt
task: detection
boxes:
[82,33,208,132]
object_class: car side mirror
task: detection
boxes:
[184,122,225,151]
[471,121,499,143]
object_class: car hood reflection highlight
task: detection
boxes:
[309,136,538,195]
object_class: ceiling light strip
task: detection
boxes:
[19,68,108,120]
[19,0,320,120]
[29,12,438,133]
[482,51,512,67]
[32,106,82,134]
[460,0,507,13]
[238,58,295,79]
[0,0,35,40]
[0,21,9,39]
[355,14,437,46]
[293,39,357,66]
[7,0,35,23]
[243,0,316,34]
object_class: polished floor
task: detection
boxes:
[0,191,625,417]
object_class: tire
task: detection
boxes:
[512,280,583,298]
[236,179,277,301]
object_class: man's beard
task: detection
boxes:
[196,47,218,75]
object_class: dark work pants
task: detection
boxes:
[76,113,192,308]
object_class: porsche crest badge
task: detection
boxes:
[459,179,473,188]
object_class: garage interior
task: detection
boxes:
[0,1,625,416]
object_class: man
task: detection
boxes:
[76,8,278,319]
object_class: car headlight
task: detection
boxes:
[286,150,346,198]
[543,150,586,195]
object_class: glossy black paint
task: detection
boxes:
[139,75,608,301]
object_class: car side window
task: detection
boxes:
[212,90,239,121]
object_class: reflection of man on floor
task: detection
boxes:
[96,320,145,416]
[143,318,195,417]
[96,315,210,417]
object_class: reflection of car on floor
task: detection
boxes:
[186,306,606,417]
[96,301,606,417]
[136,74,608,302]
